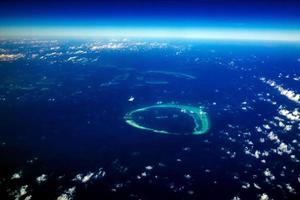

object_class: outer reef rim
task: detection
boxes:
[124,103,210,135]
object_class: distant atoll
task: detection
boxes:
[124,103,210,135]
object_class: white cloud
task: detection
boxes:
[90,43,125,51]
[261,77,300,104]
[11,172,22,180]
[57,187,76,200]
[0,53,24,61]
[259,193,269,200]
[36,174,48,184]
[278,107,300,122]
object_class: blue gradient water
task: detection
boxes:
[0,39,300,200]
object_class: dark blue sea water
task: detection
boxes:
[0,39,300,200]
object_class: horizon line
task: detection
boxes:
[1,26,300,42]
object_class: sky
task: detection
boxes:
[0,0,300,40]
